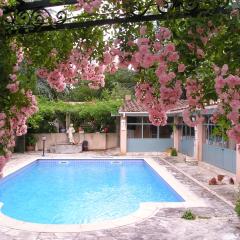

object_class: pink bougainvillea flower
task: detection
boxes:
[37,68,49,79]
[140,26,147,35]
[178,64,186,73]
[196,48,205,59]
[0,113,6,120]
[6,81,19,93]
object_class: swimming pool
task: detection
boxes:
[0,159,184,224]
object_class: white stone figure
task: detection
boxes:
[67,123,76,144]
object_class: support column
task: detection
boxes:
[65,113,71,130]
[120,115,127,155]
[236,145,240,184]
[173,117,181,151]
[116,117,120,146]
[194,122,204,161]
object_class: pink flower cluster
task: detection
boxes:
[135,83,155,109]
[47,70,66,92]
[10,90,38,137]
[182,109,205,128]
[37,48,107,91]
[0,90,38,169]
[186,22,218,59]
[6,74,19,93]
[0,113,6,143]
[103,44,121,74]
[149,105,167,126]
[182,22,221,128]
[185,78,204,108]
[6,45,25,93]
[102,26,184,126]
[131,26,184,126]
[182,78,205,127]
[70,49,105,89]
[37,26,184,127]
[1,44,38,171]
[213,64,240,143]
[101,26,184,126]
[76,0,101,13]
[0,119,13,163]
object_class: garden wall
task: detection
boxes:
[34,133,119,151]
[106,133,119,149]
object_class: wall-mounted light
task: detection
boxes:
[191,116,196,122]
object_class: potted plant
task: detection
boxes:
[170,148,178,157]
[25,134,38,151]
[165,147,178,157]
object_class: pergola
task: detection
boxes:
[2,0,239,35]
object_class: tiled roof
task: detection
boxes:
[119,99,189,113]
[168,100,189,113]
[119,100,148,112]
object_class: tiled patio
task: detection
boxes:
[0,151,239,240]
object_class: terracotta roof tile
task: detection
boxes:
[168,100,189,112]
[119,99,189,113]
[119,100,147,112]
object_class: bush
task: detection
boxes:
[181,210,196,220]
[25,134,38,146]
[171,148,178,156]
[235,199,240,217]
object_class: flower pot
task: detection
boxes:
[26,145,35,151]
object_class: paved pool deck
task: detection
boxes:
[0,150,239,240]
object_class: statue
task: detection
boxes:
[67,123,76,144]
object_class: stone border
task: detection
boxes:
[160,156,236,208]
[0,157,206,233]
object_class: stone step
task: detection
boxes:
[50,144,82,154]
[185,156,198,166]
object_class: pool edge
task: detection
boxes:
[0,157,206,233]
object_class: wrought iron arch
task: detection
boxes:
[2,0,240,35]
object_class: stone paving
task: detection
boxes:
[0,151,239,240]
[163,155,239,206]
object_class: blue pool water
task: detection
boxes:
[0,160,184,224]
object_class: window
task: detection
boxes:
[205,124,225,147]
[143,117,151,123]
[127,116,173,139]
[143,125,158,138]
[159,125,173,138]
[127,117,142,124]
[182,125,195,139]
[204,115,234,149]
[127,125,142,138]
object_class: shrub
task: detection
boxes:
[235,199,240,217]
[171,148,178,156]
[25,134,38,146]
[181,210,196,220]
